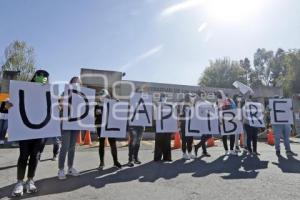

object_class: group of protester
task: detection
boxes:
[0,69,298,197]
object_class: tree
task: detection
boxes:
[282,49,300,96]
[1,40,36,81]
[253,48,274,86]
[199,58,247,88]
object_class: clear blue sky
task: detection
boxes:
[1,0,300,85]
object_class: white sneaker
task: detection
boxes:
[182,153,190,160]
[225,150,229,155]
[12,181,24,197]
[230,150,238,155]
[58,169,66,180]
[25,179,37,193]
[189,153,196,159]
[67,168,80,176]
[0,140,4,145]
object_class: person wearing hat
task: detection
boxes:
[57,76,81,180]
[154,93,172,162]
[95,89,122,169]
[12,69,50,196]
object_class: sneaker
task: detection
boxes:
[286,151,298,156]
[25,179,37,193]
[0,140,4,145]
[235,147,241,153]
[225,150,229,155]
[230,150,238,156]
[58,169,66,180]
[182,153,190,160]
[189,153,196,159]
[127,161,134,167]
[114,161,122,169]
[134,159,142,165]
[276,150,281,157]
[98,161,105,170]
[12,181,24,197]
[202,152,211,157]
[67,168,80,176]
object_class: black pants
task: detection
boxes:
[244,124,258,153]
[194,135,211,153]
[181,128,193,154]
[222,135,235,151]
[17,139,43,180]
[154,133,172,161]
[99,137,118,164]
[39,137,60,157]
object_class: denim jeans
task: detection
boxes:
[272,124,291,152]
[58,130,78,170]
[128,127,144,161]
[0,119,8,141]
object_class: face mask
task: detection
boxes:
[34,75,48,83]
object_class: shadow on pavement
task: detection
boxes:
[0,154,272,199]
[272,155,300,173]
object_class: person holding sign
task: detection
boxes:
[154,93,173,162]
[194,92,212,157]
[215,91,237,156]
[179,93,196,160]
[269,97,298,157]
[95,89,122,169]
[57,77,82,180]
[11,70,50,197]
[0,99,9,145]
[243,97,262,155]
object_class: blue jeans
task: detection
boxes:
[272,124,291,152]
[58,130,78,170]
[0,119,8,141]
[128,127,144,161]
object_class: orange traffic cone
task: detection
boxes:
[83,131,92,145]
[173,132,181,149]
[267,128,275,146]
[207,137,215,147]
[76,131,83,144]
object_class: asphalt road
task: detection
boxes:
[0,139,300,200]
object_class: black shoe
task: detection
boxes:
[127,161,134,167]
[194,145,199,157]
[114,161,122,169]
[134,159,142,165]
[98,161,105,170]
[202,152,211,157]
[286,151,298,156]
[276,151,281,157]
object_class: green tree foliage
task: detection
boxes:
[282,49,300,96]
[199,58,247,88]
[1,40,36,81]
